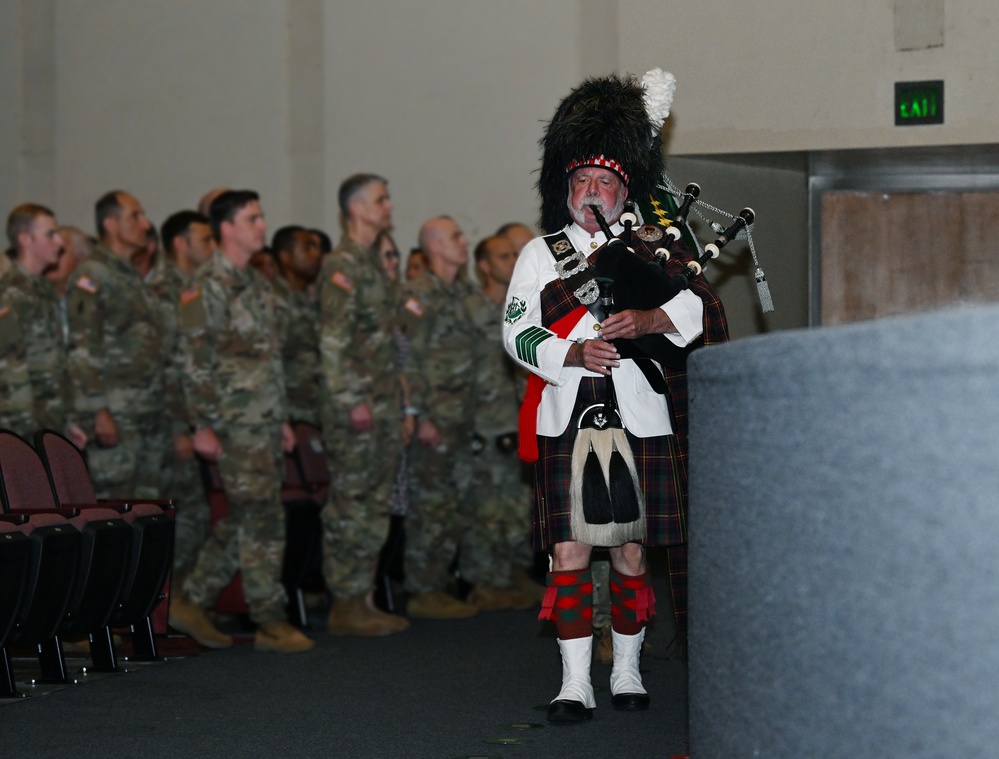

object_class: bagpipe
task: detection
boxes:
[587,192,754,367]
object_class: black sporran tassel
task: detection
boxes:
[581,440,613,524]
[609,440,641,523]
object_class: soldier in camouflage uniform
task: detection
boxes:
[46,226,94,346]
[319,174,409,637]
[66,191,165,499]
[0,204,87,447]
[169,190,314,654]
[400,216,481,620]
[461,234,536,612]
[147,210,216,586]
[271,225,322,426]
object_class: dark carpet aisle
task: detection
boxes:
[2,599,687,758]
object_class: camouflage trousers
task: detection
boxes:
[182,423,286,625]
[88,410,165,500]
[0,409,39,443]
[160,446,211,587]
[460,441,533,587]
[591,559,612,631]
[404,424,475,594]
[321,415,402,598]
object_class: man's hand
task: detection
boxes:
[565,339,620,376]
[66,423,88,451]
[348,403,374,433]
[281,421,296,453]
[598,308,672,341]
[94,408,118,447]
[417,418,441,448]
[173,433,195,460]
[193,427,223,461]
[402,414,416,446]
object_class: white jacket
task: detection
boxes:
[502,223,703,438]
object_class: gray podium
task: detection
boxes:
[687,305,999,758]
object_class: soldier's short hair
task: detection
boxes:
[59,226,96,259]
[473,235,503,265]
[209,189,260,241]
[6,202,55,249]
[337,173,387,220]
[94,190,126,239]
[271,225,307,256]
[495,222,524,236]
[161,210,211,256]
[311,228,332,255]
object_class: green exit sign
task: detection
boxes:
[895,80,944,125]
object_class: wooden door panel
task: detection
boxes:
[822,191,999,324]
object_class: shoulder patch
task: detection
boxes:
[75,275,99,294]
[331,271,353,291]
[504,296,527,325]
[404,297,425,317]
[0,305,9,318]
[178,285,208,331]
[180,285,201,305]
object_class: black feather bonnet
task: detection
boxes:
[538,72,667,234]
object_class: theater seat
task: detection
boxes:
[0,516,33,697]
[0,429,132,678]
[34,429,174,662]
[0,511,80,694]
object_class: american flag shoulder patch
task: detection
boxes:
[75,275,98,294]
[180,286,201,305]
[404,297,425,317]
[515,325,553,368]
[331,271,353,291]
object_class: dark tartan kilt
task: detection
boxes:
[532,377,687,550]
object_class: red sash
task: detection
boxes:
[517,305,586,462]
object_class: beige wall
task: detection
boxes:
[0,0,22,224]
[323,0,582,251]
[621,1,996,154]
[53,0,293,236]
[1,0,995,334]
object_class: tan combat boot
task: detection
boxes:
[467,585,512,611]
[327,597,410,636]
[504,587,537,610]
[169,595,234,649]
[254,621,315,653]
[407,590,479,619]
[511,566,547,605]
[594,625,614,664]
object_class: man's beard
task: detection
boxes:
[567,194,626,228]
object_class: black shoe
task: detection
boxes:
[611,692,651,711]
[547,699,594,723]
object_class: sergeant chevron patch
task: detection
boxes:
[515,325,553,367]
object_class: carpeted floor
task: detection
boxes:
[2,584,687,758]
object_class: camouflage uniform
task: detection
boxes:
[460,289,533,588]
[318,236,402,598]
[0,260,74,437]
[146,255,211,585]
[177,250,288,624]
[272,276,321,426]
[66,245,166,499]
[399,270,479,594]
